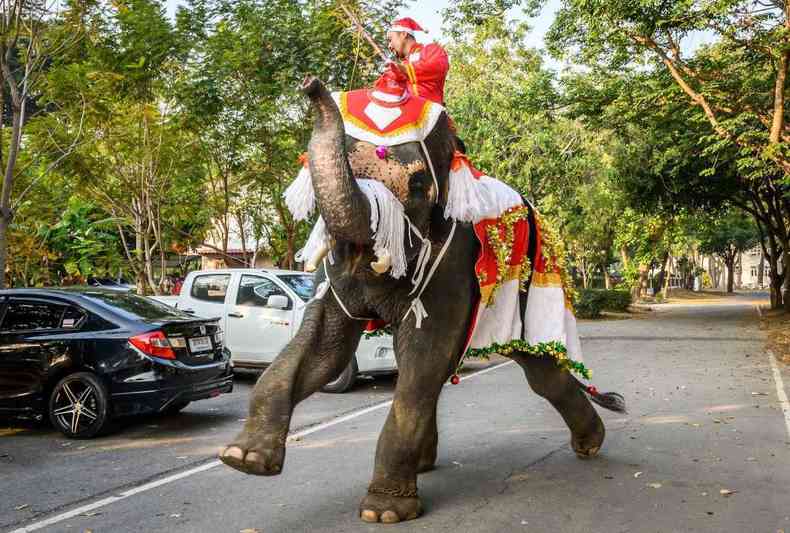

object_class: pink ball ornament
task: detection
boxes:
[375,145,389,160]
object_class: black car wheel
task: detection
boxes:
[322,358,358,393]
[49,372,110,439]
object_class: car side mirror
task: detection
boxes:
[266,295,290,310]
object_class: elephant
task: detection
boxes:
[219,76,622,524]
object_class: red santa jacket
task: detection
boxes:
[401,42,449,106]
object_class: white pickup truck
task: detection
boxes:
[151,269,396,392]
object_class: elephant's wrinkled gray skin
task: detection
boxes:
[220,77,605,524]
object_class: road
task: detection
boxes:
[2,292,789,533]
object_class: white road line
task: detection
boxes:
[8,360,514,533]
[768,351,790,441]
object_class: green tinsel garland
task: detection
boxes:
[464,339,592,380]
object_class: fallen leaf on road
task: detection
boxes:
[751,392,768,396]
[452,461,463,467]
[15,504,29,511]
[176,456,188,459]
[701,492,708,496]
[240,529,262,533]
[720,489,737,497]
[746,457,756,462]
[646,483,662,489]
[81,512,101,517]
[634,471,643,478]
[61,442,72,447]
[170,513,182,518]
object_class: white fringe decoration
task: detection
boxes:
[444,160,523,223]
[357,179,408,279]
[284,166,316,222]
[295,215,330,267]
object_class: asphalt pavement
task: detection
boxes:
[2,292,789,533]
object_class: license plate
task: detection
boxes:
[374,347,394,359]
[188,336,212,353]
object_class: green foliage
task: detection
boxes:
[574,289,632,319]
[40,197,127,281]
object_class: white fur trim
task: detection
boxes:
[331,92,445,146]
[370,90,407,103]
[284,166,316,222]
[389,25,415,34]
[295,216,329,265]
[444,165,524,223]
[357,179,408,279]
[364,102,403,130]
[468,279,523,349]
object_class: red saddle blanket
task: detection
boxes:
[331,90,445,146]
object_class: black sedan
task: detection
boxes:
[0,288,233,438]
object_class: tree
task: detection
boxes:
[0,0,87,287]
[698,210,759,293]
[546,0,790,308]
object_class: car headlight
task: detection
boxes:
[214,330,224,346]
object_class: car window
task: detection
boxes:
[1,300,66,332]
[191,274,231,303]
[236,276,290,308]
[81,292,192,321]
[277,274,315,302]
[61,306,87,329]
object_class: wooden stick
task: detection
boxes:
[339,3,391,63]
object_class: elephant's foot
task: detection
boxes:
[417,460,436,474]
[219,430,286,476]
[416,446,437,473]
[571,413,605,459]
[359,487,422,524]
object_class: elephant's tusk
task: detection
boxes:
[305,242,331,272]
[370,250,392,274]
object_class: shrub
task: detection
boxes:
[574,289,632,318]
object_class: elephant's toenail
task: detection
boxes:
[381,511,400,523]
[360,510,379,523]
[222,446,244,461]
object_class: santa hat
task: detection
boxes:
[370,68,409,104]
[389,17,426,35]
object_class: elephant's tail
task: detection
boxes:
[573,376,627,413]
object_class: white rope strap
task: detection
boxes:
[403,219,457,328]
[321,257,377,322]
[419,139,440,204]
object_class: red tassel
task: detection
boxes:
[450,374,460,385]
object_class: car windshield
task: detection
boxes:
[276,274,315,302]
[82,292,193,321]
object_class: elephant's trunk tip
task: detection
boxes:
[300,76,323,98]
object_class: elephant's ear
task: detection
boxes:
[420,111,456,208]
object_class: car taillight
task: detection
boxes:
[129,331,176,359]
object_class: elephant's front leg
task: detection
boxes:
[220,295,363,476]
[360,312,470,523]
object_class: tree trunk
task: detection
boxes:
[603,268,611,290]
[0,215,9,288]
[655,252,670,296]
[637,263,649,299]
[758,252,765,287]
[725,254,735,294]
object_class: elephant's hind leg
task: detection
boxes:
[511,354,605,458]
[220,294,364,476]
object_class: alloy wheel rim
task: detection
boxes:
[53,379,99,434]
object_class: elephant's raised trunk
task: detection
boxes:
[301,76,372,246]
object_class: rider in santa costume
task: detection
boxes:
[385,17,449,106]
